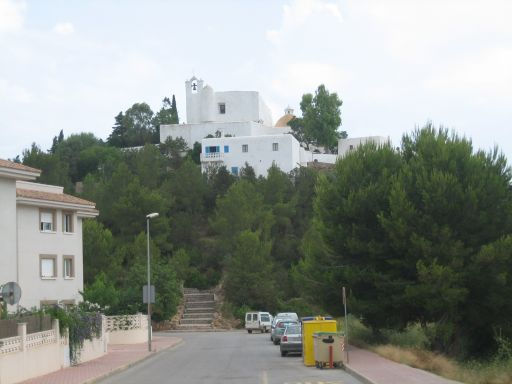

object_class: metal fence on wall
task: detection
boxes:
[0,315,52,339]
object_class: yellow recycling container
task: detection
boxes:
[302,317,337,366]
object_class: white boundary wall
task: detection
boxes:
[106,314,149,344]
[0,313,134,384]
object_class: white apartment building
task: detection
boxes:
[201,134,340,177]
[0,159,98,310]
[338,136,389,157]
[201,134,301,176]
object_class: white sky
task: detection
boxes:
[0,0,511,160]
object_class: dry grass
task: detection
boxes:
[371,344,512,384]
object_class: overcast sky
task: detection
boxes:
[1,0,511,160]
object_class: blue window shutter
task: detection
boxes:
[231,166,239,176]
[216,146,220,153]
[205,147,210,154]
[224,145,229,153]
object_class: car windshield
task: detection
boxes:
[285,326,301,335]
[278,321,296,328]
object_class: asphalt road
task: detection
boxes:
[98,331,363,384]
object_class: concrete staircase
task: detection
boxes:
[178,288,216,330]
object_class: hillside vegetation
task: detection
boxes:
[15,92,512,366]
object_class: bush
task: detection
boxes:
[45,305,102,365]
[233,304,253,326]
[278,297,321,318]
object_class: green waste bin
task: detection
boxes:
[313,332,345,368]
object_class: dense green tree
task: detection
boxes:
[310,125,512,358]
[379,127,512,356]
[53,133,103,182]
[50,129,64,153]
[240,162,257,183]
[187,142,202,165]
[211,180,273,254]
[107,112,127,147]
[22,143,73,191]
[224,230,277,311]
[159,137,188,170]
[107,103,156,147]
[154,95,179,126]
[83,220,119,285]
[313,140,403,328]
[82,272,120,314]
[289,84,345,151]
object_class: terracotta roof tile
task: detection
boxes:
[17,188,96,207]
[0,159,41,173]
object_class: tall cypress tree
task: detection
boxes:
[171,94,179,124]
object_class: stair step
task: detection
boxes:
[177,324,212,330]
[185,297,215,303]
[186,301,215,308]
[180,319,213,325]
[185,306,215,313]
[182,313,214,319]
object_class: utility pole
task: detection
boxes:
[343,286,349,364]
[146,213,159,352]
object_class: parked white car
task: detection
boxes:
[245,312,272,333]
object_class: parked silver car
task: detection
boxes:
[280,324,302,356]
[272,320,299,345]
[270,312,298,342]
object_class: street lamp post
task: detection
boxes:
[146,212,159,352]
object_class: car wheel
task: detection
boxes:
[281,350,287,357]
[248,330,252,334]
[273,339,279,345]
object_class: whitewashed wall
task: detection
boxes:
[0,177,17,310]
[16,204,84,309]
[201,134,301,177]
[338,136,389,157]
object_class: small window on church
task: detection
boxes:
[219,103,226,114]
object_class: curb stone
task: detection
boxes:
[344,365,378,384]
[83,338,184,384]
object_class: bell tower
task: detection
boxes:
[185,76,204,124]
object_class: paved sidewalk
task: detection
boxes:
[345,346,462,384]
[21,336,182,384]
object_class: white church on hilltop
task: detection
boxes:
[160,76,387,177]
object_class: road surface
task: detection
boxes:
[98,331,363,384]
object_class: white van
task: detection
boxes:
[259,312,272,333]
[245,312,272,333]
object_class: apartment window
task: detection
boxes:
[349,145,354,150]
[242,144,248,153]
[272,142,279,151]
[224,145,230,153]
[60,299,75,310]
[40,255,57,279]
[63,212,74,233]
[205,146,220,153]
[40,210,55,232]
[63,256,75,279]
[231,166,239,176]
[218,103,226,114]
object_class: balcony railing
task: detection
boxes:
[201,152,224,161]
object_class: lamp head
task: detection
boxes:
[146,213,159,219]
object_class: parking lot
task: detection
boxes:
[99,331,363,384]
